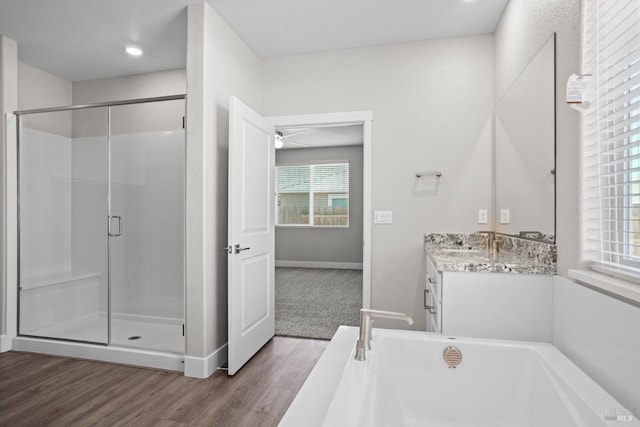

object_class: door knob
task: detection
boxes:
[234,244,250,254]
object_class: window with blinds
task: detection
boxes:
[276,162,349,227]
[582,0,640,280]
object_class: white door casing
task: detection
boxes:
[227,96,275,375]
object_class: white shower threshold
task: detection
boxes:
[12,336,184,372]
[24,315,183,353]
[13,315,185,372]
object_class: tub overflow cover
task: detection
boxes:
[443,346,462,368]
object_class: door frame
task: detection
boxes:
[268,111,373,309]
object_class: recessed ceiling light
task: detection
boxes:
[125,46,143,56]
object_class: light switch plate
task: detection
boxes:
[374,210,393,224]
[500,209,510,224]
[478,209,488,224]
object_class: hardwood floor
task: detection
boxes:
[0,337,328,427]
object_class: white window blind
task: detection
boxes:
[582,0,640,279]
[276,162,349,227]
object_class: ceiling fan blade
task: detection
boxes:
[282,129,307,138]
[285,139,310,147]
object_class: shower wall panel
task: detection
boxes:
[20,128,72,278]
[108,130,185,321]
[19,109,109,343]
[19,97,184,350]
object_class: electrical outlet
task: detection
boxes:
[500,209,510,224]
[374,210,393,224]
[478,209,488,224]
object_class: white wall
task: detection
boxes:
[7,59,71,343]
[108,131,184,320]
[0,36,18,341]
[20,129,72,279]
[13,65,186,337]
[72,69,186,137]
[494,34,555,237]
[275,145,363,266]
[262,35,494,329]
[70,70,186,322]
[15,62,73,284]
[496,0,640,412]
[185,2,262,369]
[553,276,640,411]
[17,62,72,137]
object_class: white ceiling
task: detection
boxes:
[0,0,509,82]
[208,0,510,58]
[0,0,198,82]
[278,124,363,150]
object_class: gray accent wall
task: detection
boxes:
[276,145,363,265]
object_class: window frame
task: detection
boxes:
[275,160,350,229]
[580,0,640,284]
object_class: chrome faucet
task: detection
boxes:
[354,309,413,361]
[479,231,495,252]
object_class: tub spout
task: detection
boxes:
[354,309,413,361]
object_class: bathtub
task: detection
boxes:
[280,327,638,427]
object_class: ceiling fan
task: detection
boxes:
[275,129,310,149]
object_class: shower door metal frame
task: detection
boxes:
[14,94,187,347]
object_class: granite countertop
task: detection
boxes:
[424,232,557,275]
[426,247,556,275]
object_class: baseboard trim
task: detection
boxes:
[184,343,228,378]
[0,335,11,353]
[275,261,363,270]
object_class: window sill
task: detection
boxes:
[568,269,640,305]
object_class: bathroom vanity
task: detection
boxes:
[425,233,556,342]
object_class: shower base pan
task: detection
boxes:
[13,317,184,372]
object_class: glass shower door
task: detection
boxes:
[108,99,185,353]
[18,107,109,344]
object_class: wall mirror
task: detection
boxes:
[495,33,556,242]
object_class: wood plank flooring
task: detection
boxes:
[0,337,328,427]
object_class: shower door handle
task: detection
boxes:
[108,215,123,237]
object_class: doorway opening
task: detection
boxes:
[270,112,372,340]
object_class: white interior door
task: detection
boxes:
[227,96,275,375]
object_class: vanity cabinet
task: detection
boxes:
[425,256,443,333]
[426,256,553,342]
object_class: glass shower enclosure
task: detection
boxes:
[16,96,185,355]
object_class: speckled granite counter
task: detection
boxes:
[425,233,557,275]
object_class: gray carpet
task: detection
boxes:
[275,267,362,340]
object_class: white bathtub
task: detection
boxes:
[280,327,638,427]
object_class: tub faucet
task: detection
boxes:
[354,309,413,361]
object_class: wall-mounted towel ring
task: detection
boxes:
[416,171,442,178]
